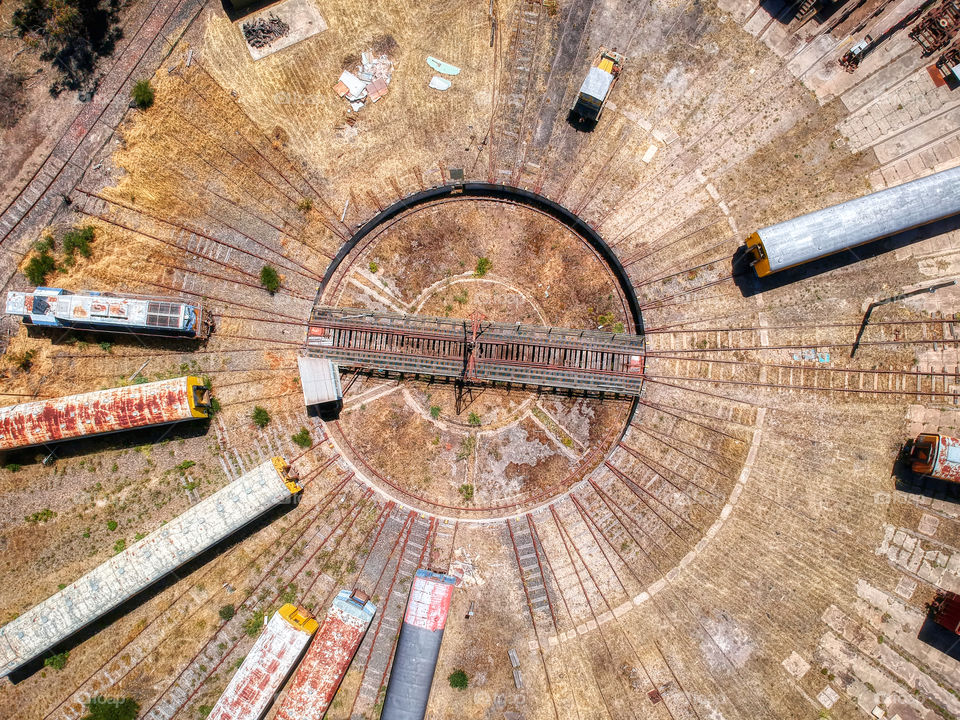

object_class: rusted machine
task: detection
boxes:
[936,44,960,80]
[839,35,873,71]
[909,433,960,482]
[911,0,960,54]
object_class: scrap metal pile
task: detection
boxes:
[334,51,394,111]
[242,14,290,49]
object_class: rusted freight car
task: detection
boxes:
[275,589,377,720]
[909,433,960,482]
[5,287,213,339]
[208,604,319,720]
[381,569,457,720]
[0,457,302,676]
[0,376,211,452]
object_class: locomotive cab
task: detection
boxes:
[910,433,941,475]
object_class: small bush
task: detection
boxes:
[448,669,469,689]
[113,539,126,554]
[62,225,94,258]
[131,79,154,109]
[468,412,481,426]
[218,604,235,621]
[9,349,36,372]
[252,406,271,428]
[26,508,56,523]
[5,463,22,473]
[44,651,69,670]
[106,520,118,532]
[429,405,441,419]
[456,436,476,461]
[292,427,311,448]
[458,484,474,502]
[81,696,140,720]
[368,261,379,273]
[243,610,265,637]
[260,265,281,294]
[453,289,468,305]
[99,341,112,352]
[175,460,196,474]
[24,250,56,285]
[296,198,313,213]
[474,257,491,277]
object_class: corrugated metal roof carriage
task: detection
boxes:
[0,376,212,452]
[744,166,960,277]
[0,457,302,677]
[5,287,213,339]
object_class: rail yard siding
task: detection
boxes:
[275,590,376,720]
[0,459,299,676]
[381,570,457,720]
[0,376,207,451]
[209,605,317,720]
[757,165,960,273]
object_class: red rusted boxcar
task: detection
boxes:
[931,591,960,634]
[275,589,377,720]
[0,376,210,452]
[910,433,960,483]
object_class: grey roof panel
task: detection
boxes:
[578,66,613,101]
[758,166,960,272]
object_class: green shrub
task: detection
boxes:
[429,405,441,419]
[296,198,313,212]
[448,669,469,689]
[474,257,491,277]
[99,341,112,352]
[62,225,94,258]
[252,406,270,428]
[368,261,379,273]
[175,460,196,474]
[113,539,126,553]
[44,651,69,670]
[468,412,481,426]
[218,604,235,621]
[456,436,476,461]
[458,484,474,502]
[106,520,117,531]
[5,463,22,473]
[26,508,56,523]
[9,349,35,372]
[131,79,154,109]
[453,289,468,305]
[243,610,265,636]
[260,265,280,294]
[80,696,140,720]
[292,427,311,448]
[24,249,56,285]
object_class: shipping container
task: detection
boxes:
[381,569,457,720]
[0,376,211,452]
[910,433,960,482]
[5,287,212,339]
[298,355,343,417]
[209,604,318,720]
[0,457,302,676]
[275,589,377,720]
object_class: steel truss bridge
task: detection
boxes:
[305,306,646,397]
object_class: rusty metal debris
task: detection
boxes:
[242,14,290,49]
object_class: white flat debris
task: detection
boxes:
[641,144,658,163]
[338,71,367,100]
[429,76,452,91]
[427,56,460,75]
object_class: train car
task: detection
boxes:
[744,165,960,277]
[275,589,377,720]
[909,433,960,482]
[0,457,302,677]
[209,604,319,720]
[381,569,457,720]
[4,287,213,339]
[0,376,211,452]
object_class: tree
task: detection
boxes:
[80,696,140,720]
[260,265,281,293]
[24,249,56,285]
[252,406,270,428]
[218,604,235,621]
[448,669,468,689]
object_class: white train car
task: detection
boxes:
[0,458,301,676]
